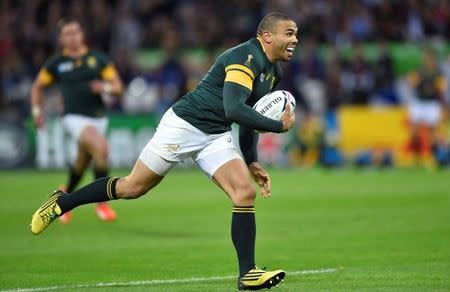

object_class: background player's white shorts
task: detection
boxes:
[408,101,441,126]
[62,114,108,141]
[139,108,242,177]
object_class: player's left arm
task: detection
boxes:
[90,59,124,97]
[239,126,272,198]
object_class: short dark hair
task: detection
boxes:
[56,17,83,35]
[257,12,294,36]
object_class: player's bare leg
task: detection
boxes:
[213,158,285,290]
[59,145,92,223]
[79,126,117,221]
[115,159,164,199]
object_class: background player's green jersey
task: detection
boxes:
[37,48,117,117]
[173,37,282,134]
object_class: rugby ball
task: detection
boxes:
[253,90,296,120]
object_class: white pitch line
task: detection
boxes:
[1,268,338,292]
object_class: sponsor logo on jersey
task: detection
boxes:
[259,73,265,82]
[57,62,74,73]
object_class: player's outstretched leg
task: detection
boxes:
[31,176,119,235]
[31,160,165,235]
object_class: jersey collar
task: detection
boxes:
[62,45,89,58]
[255,36,274,64]
[256,36,266,53]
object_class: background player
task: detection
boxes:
[30,18,124,222]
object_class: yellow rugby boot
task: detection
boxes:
[30,190,65,235]
[238,267,285,290]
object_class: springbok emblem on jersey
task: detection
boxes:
[244,54,254,67]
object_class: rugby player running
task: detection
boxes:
[31,13,297,290]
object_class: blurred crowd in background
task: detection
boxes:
[1,0,450,168]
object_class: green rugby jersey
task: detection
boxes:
[37,47,118,117]
[172,37,282,134]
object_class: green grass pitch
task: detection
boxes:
[0,168,449,291]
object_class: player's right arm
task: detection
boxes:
[31,66,55,128]
[222,47,295,133]
[223,82,293,133]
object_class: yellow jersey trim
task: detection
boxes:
[256,36,266,53]
[225,70,253,91]
[225,64,255,80]
[101,64,118,81]
[37,69,54,86]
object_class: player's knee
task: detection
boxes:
[91,141,108,164]
[232,183,256,205]
[96,142,109,159]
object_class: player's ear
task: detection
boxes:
[261,31,272,44]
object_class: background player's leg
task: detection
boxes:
[212,158,257,277]
[59,144,92,223]
[78,125,116,220]
[78,125,109,176]
[66,144,92,193]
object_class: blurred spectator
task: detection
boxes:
[405,0,425,42]
[342,44,374,104]
[284,38,326,115]
[347,1,374,42]
[372,42,398,105]
[111,1,141,58]
[152,27,187,114]
[87,0,112,52]
[373,1,403,41]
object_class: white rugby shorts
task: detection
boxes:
[139,108,242,177]
[408,101,441,126]
[62,114,108,141]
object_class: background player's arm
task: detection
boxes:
[30,68,54,128]
[90,63,124,97]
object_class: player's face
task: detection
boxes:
[272,20,298,62]
[59,22,84,50]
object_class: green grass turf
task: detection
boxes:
[0,168,449,291]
